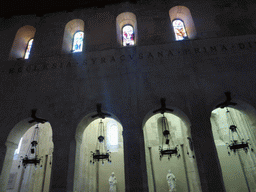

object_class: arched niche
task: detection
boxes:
[210,100,256,191]
[0,119,53,192]
[116,12,137,46]
[74,113,125,192]
[169,6,197,40]
[9,25,36,60]
[143,109,201,192]
[62,19,85,54]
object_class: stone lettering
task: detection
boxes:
[248,42,252,48]
[210,46,217,52]
[221,45,227,51]
[183,49,191,55]
[66,62,72,67]
[110,56,116,62]
[120,55,125,61]
[168,50,174,57]
[26,65,32,73]
[91,58,97,64]
[17,67,22,73]
[194,48,201,54]
[52,63,57,69]
[101,57,106,63]
[148,52,154,59]
[129,55,135,60]
[9,68,15,74]
[238,43,245,49]
[157,52,163,58]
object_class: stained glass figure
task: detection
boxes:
[122,25,134,46]
[172,19,188,41]
[72,31,84,52]
[24,39,33,59]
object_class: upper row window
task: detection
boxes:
[11,6,196,60]
[24,39,33,59]
[122,25,135,46]
[72,31,84,53]
[172,19,188,41]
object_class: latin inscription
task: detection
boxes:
[5,41,256,75]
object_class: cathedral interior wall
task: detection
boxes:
[0,0,256,191]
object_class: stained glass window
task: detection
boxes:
[14,137,23,155]
[108,124,118,145]
[72,31,84,52]
[172,19,188,41]
[24,39,33,59]
[122,25,134,46]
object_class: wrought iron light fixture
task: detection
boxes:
[153,98,180,160]
[215,92,253,155]
[225,107,253,155]
[90,104,112,165]
[18,124,42,169]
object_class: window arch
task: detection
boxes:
[62,19,85,54]
[24,39,34,59]
[122,24,135,46]
[116,12,137,47]
[169,6,197,40]
[9,25,36,60]
[72,31,84,52]
[172,19,188,41]
[107,122,118,146]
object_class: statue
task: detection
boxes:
[166,170,176,192]
[109,172,117,192]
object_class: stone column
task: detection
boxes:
[188,93,226,192]
[122,119,148,192]
[0,141,17,191]
[50,122,75,192]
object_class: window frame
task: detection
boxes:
[71,30,84,53]
[172,19,188,41]
[122,24,135,47]
[24,38,34,59]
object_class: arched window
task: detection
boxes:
[122,25,135,46]
[72,31,84,53]
[24,39,33,59]
[9,25,36,60]
[169,6,197,40]
[172,19,188,41]
[116,12,137,47]
[14,137,23,155]
[108,123,118,145]
[62,19,85,54]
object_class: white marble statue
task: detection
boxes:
[167,170,176,192]
[109,172,117,192]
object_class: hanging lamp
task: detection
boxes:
[18,124,42,169]
[90,103,112,165]
[225,107,253,155]
[153,98,180,160]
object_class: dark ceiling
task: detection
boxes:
[0,0,251,18]
[0,0,138,17]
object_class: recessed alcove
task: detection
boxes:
[74,117,125,191]
[143,112,201,192]
[9,25,36,60]
[169,6,197,40]
[0,120,53,192]
[116,12,137,46]
[210,103,256,191]
[62,19,85,54]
